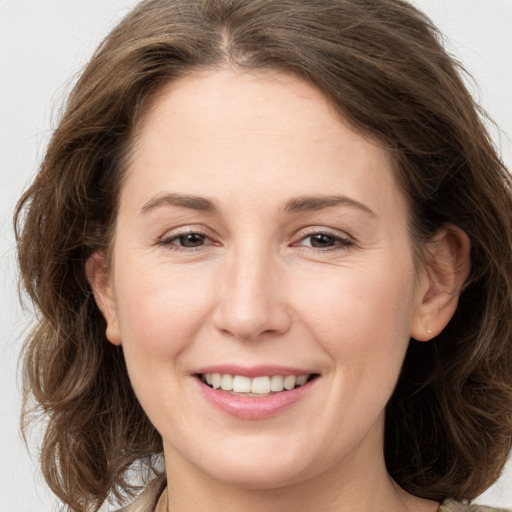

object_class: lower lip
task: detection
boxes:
[196,377,317,420]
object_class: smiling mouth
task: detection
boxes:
[198,373,318,396]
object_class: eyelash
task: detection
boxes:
[293,230,354,252]
[158,227,215,252]
[158,228,354,252]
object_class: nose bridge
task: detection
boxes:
[213,240,290,340]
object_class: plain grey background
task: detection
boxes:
[1,1,511,510]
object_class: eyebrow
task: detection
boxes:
[140,192,376,217]
[141,193,218,214]
[284,195,376,216]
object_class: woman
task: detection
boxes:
[15,0,512,511]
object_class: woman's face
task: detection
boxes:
[97,70,432,489]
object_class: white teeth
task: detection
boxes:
[251,376,271,394]
[283,375,296,390]
[221,374,233,391]
[211,373,222,389]
[270,375,284,392]
[202,373,311,394]
[296,375,308,386]
[232,375,251,393]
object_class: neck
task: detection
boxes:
[158,443,438,512]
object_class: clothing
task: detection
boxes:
[116,481,511,512]
[440,500,511,512]
[116,477,165,512]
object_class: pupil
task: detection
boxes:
[311,234,334,247]
[180,233,204,247]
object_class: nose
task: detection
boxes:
[212,248,292,341]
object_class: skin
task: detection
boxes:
[88,69,470,512]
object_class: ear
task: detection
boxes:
[410,225,471,341]
[85,251,122,346]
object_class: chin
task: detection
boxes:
[172,433,318,490]
[208,457,312,490]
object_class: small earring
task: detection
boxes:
[426,328,432,335]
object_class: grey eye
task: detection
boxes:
[306,234,338,248]
[175,233,207,247]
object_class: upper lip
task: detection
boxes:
[194,365,317,378]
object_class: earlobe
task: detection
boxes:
[85,251,122,346]
[411,225,471,341]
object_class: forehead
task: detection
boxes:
[123,69,404,219]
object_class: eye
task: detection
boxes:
[295,230,354,251]
[303,233,338,248]
[159,229,215,250]
[173,233,208,248]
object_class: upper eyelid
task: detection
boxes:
[293,225,353,240]
[157,226,217,251]
[160,225,214,239]
[290,227,357,252]
[160,226,351,237]
[157,225,355,246]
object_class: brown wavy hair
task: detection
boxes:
[15,0,512,510]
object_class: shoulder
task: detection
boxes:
[440,499,511,512]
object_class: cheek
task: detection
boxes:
[113,257,215,360]
[111,258,218,420]
[293,262,416,381]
